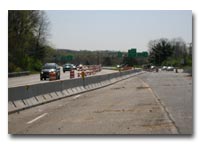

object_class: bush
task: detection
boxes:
[162,57,188,67]
[185,56,192,66]
[27,57,42,71]
[8,62,23,72]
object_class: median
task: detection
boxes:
[8,69,143,114]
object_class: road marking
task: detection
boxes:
[73,94,81,99]
[27,113,48,124]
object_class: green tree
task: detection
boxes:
[148,38,173,66]
[102,57,112,66]
[8,10,50,72]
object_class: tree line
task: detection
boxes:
[8,10,128,72]
[54,49,123,66]
[148,38,192,67]
[53,49,148,67]
[8,10,56,72]
[8,10,192,72]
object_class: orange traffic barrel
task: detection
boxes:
[70,70,75,79]
[49,72,56,81]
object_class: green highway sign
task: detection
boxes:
[128,48,148,58]
[142,51,148,57]
[136,52,148,57]
[128,48,137,58]
[136,52,143,57]
[118,51,122,58]
[61,55,73,61]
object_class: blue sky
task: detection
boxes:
[46,10,192,52]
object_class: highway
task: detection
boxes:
[8,68,118,88]
[8,71,192,134]
[138,71,193,134]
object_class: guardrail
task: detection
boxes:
[102,66,114,70]
[8,71,30,78]
[8,69,142,114]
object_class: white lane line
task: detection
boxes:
[27,113,48,124]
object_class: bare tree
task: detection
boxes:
[171,37,187,58]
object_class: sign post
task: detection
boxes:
[81,71,86,87]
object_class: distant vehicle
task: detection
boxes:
[162,66,167,70]
[151,66,155,69]
[77,64,83,71]
[116,64,127,68]
[142,64,151,70]
[167,66,174,71]
[71,64,76,70]
[40,63,60,80]
[63,63,72,73]
[116,64,121,68]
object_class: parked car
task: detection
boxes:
[40,63,60,80]
[63,63,72,72]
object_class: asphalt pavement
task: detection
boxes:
[8,69,118,88]
[8,72,180,134]
[138,70,193,134]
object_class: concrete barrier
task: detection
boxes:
[8,69,142,114]
[8,71,30,77]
